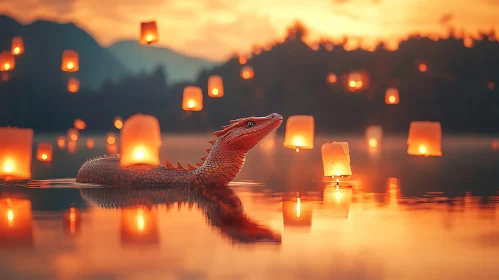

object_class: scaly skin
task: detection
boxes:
[80,185,281,243]
[76,113,283,187]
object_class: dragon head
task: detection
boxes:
[214,113,283,150]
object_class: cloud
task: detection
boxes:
[439,13,454,25]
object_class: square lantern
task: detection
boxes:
[407,121,442,156]
[61,50,79,72]
[68,128,79,142]
[182,86,203,111]
[114,117,123,130]
[385,88,400,104]
[74,119,86,130]
[140,21,159,44]
[0,51,15,72]
[36,142,53,162]
[365,126,383,148]
[240,66,254,80]
[283,115,314,152]
[0,198,33,248]
[67,78,80,93]
[0,127,33,179]
[121,207,159,245]
[282,197,313,229]
[120,114,162,166]
[208,75,224,98]
[11,36,24,56]
[321,142,352,177]
[57,136,66,149]
[323,185,352,218]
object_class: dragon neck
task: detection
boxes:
[197,138,248,185]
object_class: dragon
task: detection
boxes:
[76,113,283,187]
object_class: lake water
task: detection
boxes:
[1,134,499,280]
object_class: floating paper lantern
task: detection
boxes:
[57,136,66,149]
[239,56,247,65]
[36,142,53,162]
[418,63,428,73]
[385,88,400,104]
[11,36,24,56]
[107,132,117,145]
[67,78,80,93]
[240,66,254,80]
[323,185,352,218]
[321,142,352,178]
[182,86,203,111]
[347,71,367,91]
[0,198,33,248]
[365,126,383,148]
[0,51,15,72]
[282,196,313,228]
[61,50,79,72]
[407,121,442,156]
[283,115,314,152]
[327,73,337,84]
[63,207,80,236]
[114,117,123,130]
[120,114,162,166]
[208,75,224,98]
[68,128,79,142]
[121,207,159,245]
[140,21,159,44]
[0,127,33,179]
[86,138,95,149]
[74,119,86,130]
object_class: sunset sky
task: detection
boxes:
[1,0,499,61]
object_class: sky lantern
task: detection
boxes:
[114,117,123,130]
[321,142,352,179]
[365,126,383,148]
[323,185,352,218]
[36,142,53,162]
[121,207,159,245]
[11,36,24,56]
[107,132,117,145]
[282,195,313,229]
[140,21,159,44]
[418,62,428,73]
[208,75,224,98]
[68,128,79,142]
[346,71,367,92]
[67,78,80,93]
[120,114,162,166]
[238,56,247,65]
[0,51,15,72]
[182,86,203,111]
[240,66,254,80]
[407,121,442,157]
[57,136,66,149]
[327,73,337,84]
[0,198,33,248]
[63,207,80,236]
[385,88,400,104]
[86,138,95,149]
[0,127,33,180]
[283,115,314,152]
[61,50,79,72]
[74,119,86,130]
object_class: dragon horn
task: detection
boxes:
[208,140,215,145]
[187,163,197,170]
[200,156,207,161]
[196,162,203,167]
[205,148,211,153]
[177,162,186,170]
[165,159,175,169]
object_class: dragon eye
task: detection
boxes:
[245,121,256,128]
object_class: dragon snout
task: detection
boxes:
[268,113,283,120]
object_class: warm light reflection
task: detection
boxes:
[121,207,159,245]
[107,133,116,145]
[68,128,79,142]
[296,198,301,218]
[327,73,337,84]
[67,78,80,93]
[136,208,145,232]
[323,185,352,218]
[419,63,428,72]
[67,141,77,154]
[368,139,377,148]
[86,139,95,149]
[259,130,276,153]
[63,207,80,236]
[0,198,33,247]
[282,197,313,228]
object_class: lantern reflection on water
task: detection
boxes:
[385,88,400,104]
[114,117,123,130]
[74,119,86,130]
[11,36,24,56]
[208,75,224,98]
[407,121,442,157]
[182,86,203,111]
[67,78,80,93]
[57,136,66,149]
[0,127,33,179]
[283,115,314,152]
[61,50,79,72]
[365,126,383,148]
[140,21,159,44]
[121,207,159,245]
[323,185,352,218]
[0,198,33,248]
[68,128,79,142]
[385,178,400,207]
[241,66,254,80]
[36,142,53,162]
[63,207,81,236]
[321,142,352,178]
[120,114,162,166]
[0,51,15,72]
[282,196,313,228]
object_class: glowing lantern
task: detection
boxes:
[182,86,203,111]
[346,71,368,92]
[492,140,499,151]
[86,138,95,149]
[140,21,159,44]
[0,127,33,180]
[0,51,15,72]
[208,75,224,98]
[11,36,24,56]
[407,121,442,157]
[282,196,313,228]
[239,56,247,65]
[114,117,123,130]
[67,78,80,93]
[68,128,79,142]
[323,185,352,218]
[327,73,337,84]
[107,132,117,145]
[283,115,314,152]
[36,142,53,162]
[0,198,33,248]
[121,207,159,245]
[57,136,66,149]
[321,142,352,178]
[418,63,428,73]
[74,119,86,130]
[385,88,400,104]
[365,126,383,148]
[240,66,254,80]
[63,207,80,236]
[120,114,162,166]
[61,50,79,72]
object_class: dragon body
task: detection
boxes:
[76,113,282,187]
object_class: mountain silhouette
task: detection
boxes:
[108,40,219,83]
